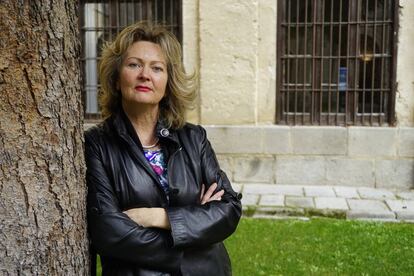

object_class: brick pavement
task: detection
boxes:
[234,183,414,222]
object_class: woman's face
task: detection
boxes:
[118,41,168,108]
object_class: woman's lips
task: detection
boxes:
[135,85,152,92]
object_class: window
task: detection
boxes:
[80,0,182,120]
[276,0,398,126]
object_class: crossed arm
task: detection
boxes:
[123,183,225,229]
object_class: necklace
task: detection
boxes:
[142,138,159,149]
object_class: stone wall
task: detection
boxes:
[206,126,414,189]
[179,1,414,189]
[183,0,276,125]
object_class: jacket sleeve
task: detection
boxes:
[85,130,182,272]
[166,126,242,248]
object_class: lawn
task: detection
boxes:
[226,218,414,275]
[97,217,414,275]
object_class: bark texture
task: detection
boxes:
[0,0,89,275]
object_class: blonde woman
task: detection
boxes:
[85,22,242,276]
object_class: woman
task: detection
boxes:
[85,21,242,276]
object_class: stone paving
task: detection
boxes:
[233,183,414,222]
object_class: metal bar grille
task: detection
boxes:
[80,0,182,120]
[276,0,398,126]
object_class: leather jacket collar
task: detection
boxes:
[109,107,181,150]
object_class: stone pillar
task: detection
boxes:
[199,0,259,124]
[183,0,200,124]
[396,0,414,126]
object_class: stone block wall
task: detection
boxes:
[181,0,414,190]
[206,126,414,189]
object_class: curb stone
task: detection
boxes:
[238,184,414,222]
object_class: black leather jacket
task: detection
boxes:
[85,109,242,276]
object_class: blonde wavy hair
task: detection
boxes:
[98,21,198,129]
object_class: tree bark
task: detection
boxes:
[0,1,89,275]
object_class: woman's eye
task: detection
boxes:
[128,63,141,68]
[153,67,164,72]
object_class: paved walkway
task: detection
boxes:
[233,184,414,222]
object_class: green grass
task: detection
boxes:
[225,218,414,275]
[96,218,414,275]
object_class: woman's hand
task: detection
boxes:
[200,183,225,205]
[123,207,171,230]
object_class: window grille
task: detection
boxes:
[276,0,399,126]
[80,0,182,120]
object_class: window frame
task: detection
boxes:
[276,0,399,126]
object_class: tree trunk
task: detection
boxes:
[0,1,89,275]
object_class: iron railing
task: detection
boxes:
[277,0,398,126]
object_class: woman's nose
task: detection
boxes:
[138,66,150,80]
